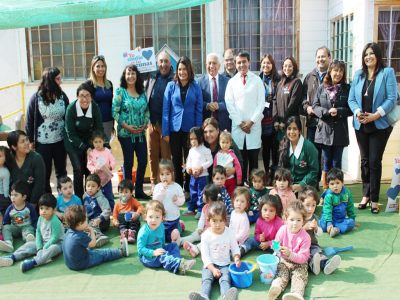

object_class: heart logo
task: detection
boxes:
[142,50,153,61]
[387,184,400,200]
[396,168,400,175]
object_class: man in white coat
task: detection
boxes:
[225,51,265,185]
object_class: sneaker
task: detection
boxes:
[195,212,202,220]
[20,259,36,272]
[188,291,204,300]
[171,229,180,243]
[222,287,238,300]
[120,229,128,244]
[282,292,304,300]
[119,238,129,257]
[25,234,35,242]
[128,230,136,244]
[182,209,196,216]
[0,240,14,253]
[179,220,185,232]
[183,241,200,258]
[323,255,341,275]
[95,235,109,248]
[0,255,14,267]
[330,227,340,238]
[310,252,320,275]
[267,285,282,300]
[178,258,196,275]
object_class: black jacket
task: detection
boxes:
[302,69,325,128]
[272,77,303,123]
[312,84,353,146]
[143,67,175,102]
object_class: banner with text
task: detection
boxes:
[122,47,156,73]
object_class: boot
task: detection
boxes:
[120,229,128,244]
[322,171,328,191]
[128,229,137,244]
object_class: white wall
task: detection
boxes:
[205,0,224,71]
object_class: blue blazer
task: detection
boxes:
[197,74,231,132]
[348,68,397,130]
[162,81,203,136]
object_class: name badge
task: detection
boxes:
[265,102,270,108]
[284,91,290,94]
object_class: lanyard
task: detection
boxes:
[262,74,272,99]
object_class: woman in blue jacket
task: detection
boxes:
[348,42,397,214]
[162,56,203,199]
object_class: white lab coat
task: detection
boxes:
[225,71,265,150]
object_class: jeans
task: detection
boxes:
[320,216,355,234]
[163,218,182,243]
[240,138,260,183]
[355,128,392,203]
[169,130,190,192]
[320,145,344,172]
[261,135,275,174]
[307,127,322,185]
[118,136,148,195]
[188,176,208,212]
[85,248,121,270]
[139,242,181,273]
[247,211,259,224]
[201,264,231,299]
[101,181,115,211]
[242,236,262,253]
[36,140,67,193]
[68,151,90,200]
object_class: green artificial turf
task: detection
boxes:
[1,184,400,299]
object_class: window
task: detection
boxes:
[227,0,297,71]
[27,21,96,81]
[132,6,204,74]
[377,5,400,84]
[331,14,354,83]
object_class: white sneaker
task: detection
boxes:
[324,255,341,275]
[222,287,238,300]
[95,235,109,248]
[0,240,14,253]
[25,234,35,242]
[310,252,320,275]
[267,285,281,300]
[282,292,304,300]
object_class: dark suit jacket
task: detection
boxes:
[197,74,231,132]
[222,69,238,78]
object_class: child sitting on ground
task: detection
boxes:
[229,187,250,247]
[212,165,233,221]
[188,201,241,300]
[267,200,311,300]
[181,184,223,257]
[269,168,296,210]
[0,193,64,272]
[298,186,341,275]
[0,146,12,219]
[137,200,196,275]
[87,130,116,210]
[183,127,213,220]
[213,130,242,196]
[320,168,356,238]
[0,181,37,252]
[83,174,111,247]
[249,169,269,223]
[56,175,82,226]
[63,204,129,271]
[240,194,283,256]
[113,179,143,244]
[153,159,185,243]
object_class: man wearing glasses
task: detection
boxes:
[301,46,331,191]
[222,48,238,79]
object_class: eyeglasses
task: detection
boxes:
[55,77,62,82]
[93,55,105,60]
[78,95,91,100]
[224,58,234,62]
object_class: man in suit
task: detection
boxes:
[222,48,238,78]
[197,53,231,132]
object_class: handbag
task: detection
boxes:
[382,76,400,125]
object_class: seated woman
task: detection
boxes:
[278,116,318,193]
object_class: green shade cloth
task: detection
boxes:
[0,0,213,30]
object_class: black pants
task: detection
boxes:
[36,141,67,193]
[68,151,90,200]
[170,130,190,192]
[355,127,392,203]
[307,127,322,186]
[117,213,141,232]
[261,135,278,174]
[240,138,260,183]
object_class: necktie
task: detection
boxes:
[242,74,246,85]
[212,77,218,119]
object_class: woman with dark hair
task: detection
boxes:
[162,56,203,207]
[7,130,46,207]
[25,67,69,193]
[278,116,318,193]
[259,54,281,182]
[312,60,353,190]
[64,83,108,199]
[273,56,303,143]
[348,42,397,214]
[112,64,150,200]
[85,55,114,140]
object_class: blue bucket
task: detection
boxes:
[257,254,279,284]
[229,260,256,288]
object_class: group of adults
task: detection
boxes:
[6,42,396,216]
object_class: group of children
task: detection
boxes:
[0,128,358,300]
